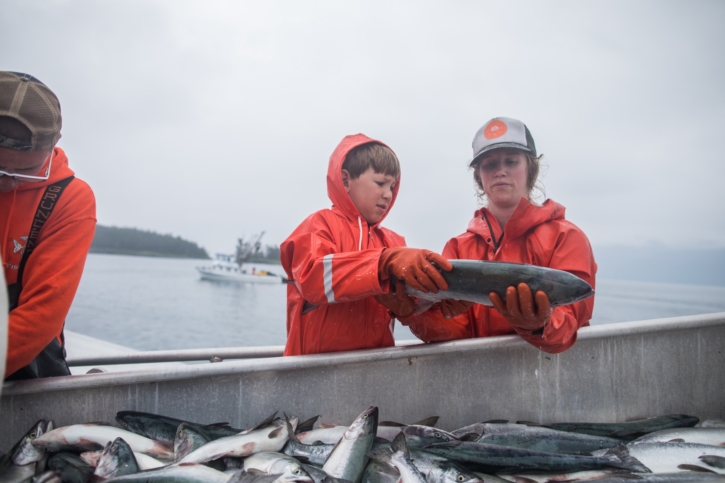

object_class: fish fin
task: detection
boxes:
[413,416,439,427]
[296,416,320,434]
[320,423,338,429]
[390,432,409,457]
[700,455,725,469]
[603,446,650,473]
[610,429,645,439]
[367,446,393,463]
[412,299,435,316]
[301,302,318,314]
[667,438,685,443]
[250,411,280,432]
[511,478,537,483]
[295,456,310,463]
[379,421,406,427]
[323,477,353,483]
[205,422,233,428]
[312,441,325,446]
[268,427,283,439]
[285,417,301,444]
[374,437,390,445]
[678,464,718,473]
[485,419,510,424]
[514,420,541,426]
[247,468,267,474]
[458,433,479,442]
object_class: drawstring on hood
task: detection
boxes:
[326,134,401,252]
[357,217,363,251]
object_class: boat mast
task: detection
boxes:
[235,231,265,267]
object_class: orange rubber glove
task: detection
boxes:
[490,283,552,332]
[374,280,416,318]
[440,300,474,319]
[378,248,452,293]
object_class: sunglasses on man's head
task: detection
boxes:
[0,150,53,182]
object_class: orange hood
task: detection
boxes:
[326,134,400,227]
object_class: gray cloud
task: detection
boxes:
[2,0,723,254]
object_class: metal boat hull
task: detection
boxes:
[2,313,724,449]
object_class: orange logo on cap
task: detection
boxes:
[483,120,507,139]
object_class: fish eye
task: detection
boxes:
[30,431,37,438]
[457,476,465,482]
[294,469,301,475]
[434,432,441,438]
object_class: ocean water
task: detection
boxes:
[66,253,725,351]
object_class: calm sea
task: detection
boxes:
[66,253,725,351]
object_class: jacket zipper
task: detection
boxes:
[482,212,503,253]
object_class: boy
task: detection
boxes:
[281,134,452,356]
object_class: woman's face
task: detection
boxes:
[477,148,530,210]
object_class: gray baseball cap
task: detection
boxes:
[469,117,536,166]
[0,71,62,152]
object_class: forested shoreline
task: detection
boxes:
[90,225,283,262]
[90,225,210,259]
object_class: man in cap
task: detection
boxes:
[1,71,96,380]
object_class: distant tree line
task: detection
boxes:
[90,225,210,259]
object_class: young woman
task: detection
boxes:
[400,117,597,354]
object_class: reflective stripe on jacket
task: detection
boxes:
[281,134,405,356]
[401,198,596,354]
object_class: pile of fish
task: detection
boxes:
[2,408,725,483]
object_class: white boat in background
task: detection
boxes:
[196,232,285,284]
[197,254,283,283]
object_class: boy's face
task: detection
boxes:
[342,167,397,225]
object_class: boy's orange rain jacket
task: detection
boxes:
[1,147,96,377]
[281,134,405,356]
[401,198,596,354]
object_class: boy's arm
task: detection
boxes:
[282,218,451,307]
[282,227,389,306]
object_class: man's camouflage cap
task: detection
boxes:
[0,71,62,152]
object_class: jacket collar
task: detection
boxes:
[467,198,566,243]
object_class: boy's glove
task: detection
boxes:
[440,299,474,319]
[374,280,415,318]
[489,283,551,332]
[378,247,452,293]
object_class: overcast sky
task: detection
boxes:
[2,1,724,256]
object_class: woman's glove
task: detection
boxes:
[490,283,551,332]
[374,280,416,318]
[378,248,452,293]
[440,299,474,319]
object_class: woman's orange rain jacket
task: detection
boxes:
[281,134,405,356]
[1,147,96,377]
[400,198,597,354]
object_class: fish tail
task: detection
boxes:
[367,446,393,464]
[603,446,650,473]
